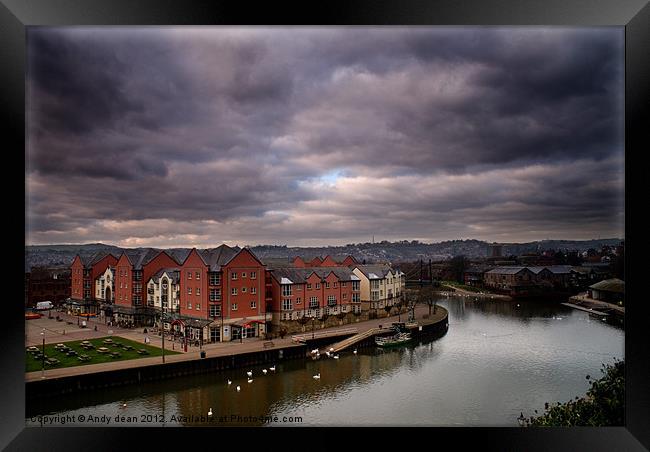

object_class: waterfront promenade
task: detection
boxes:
[26,304,448,382]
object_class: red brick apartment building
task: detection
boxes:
[69,246,396,342]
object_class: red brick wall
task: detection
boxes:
[179,249,208,319]
[70,256,84,300]
[223,249,265,320]
[114,254,133,306]
[91,254,118,282]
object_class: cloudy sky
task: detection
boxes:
[26,27,624,248]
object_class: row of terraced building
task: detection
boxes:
[68,245,405,343]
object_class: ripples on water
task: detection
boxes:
[26,297,623,427]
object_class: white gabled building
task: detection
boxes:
[146,268,181,312]
[351,264,406,315]
[95,266,115,302]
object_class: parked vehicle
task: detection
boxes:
[35,301,54,311]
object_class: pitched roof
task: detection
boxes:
[270,266,357,284]
[353,264,394,279]
[589,278,624,293]
[200,244,241,271]
[485,266,529,275]
[151,268,181,284]
[122,248,160,270]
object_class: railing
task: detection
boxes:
[292,327,358,343]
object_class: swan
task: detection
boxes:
[270,365,276,372]
[329,347,334,352]
[236,385,241,392]
[208,408,213,416]
[333,355,339,359]
[262,369,268,374]
[353,349,357,354]
[313,373,321,379]
[122,403,127,408]
[311,349,319,354]
[247,371,253,377]
[247,378,253,383]
[227,380,232,385]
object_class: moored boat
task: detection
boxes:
[375,332,412,347]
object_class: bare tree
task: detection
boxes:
[416,285,438,316]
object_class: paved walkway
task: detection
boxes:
[26,304,448,382]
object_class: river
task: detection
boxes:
[26,296,624,427]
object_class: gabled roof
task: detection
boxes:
[527,266,550,274]
[545,265,573,274]
[150,268,181,284]
[167,249,192,265]
[122,248,160,270]
[589,278,624,293]
[485,266,529,275]
[270,266,357,284]
[199,245,241,271]
[221,246,265,268]
[353,265,394,279]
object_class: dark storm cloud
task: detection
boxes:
[26,27,624,246]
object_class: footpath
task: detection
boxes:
[26,304,443,382]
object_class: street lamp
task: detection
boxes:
[161,305,165,364]
[40,329,45,379]
[311,315,315,339]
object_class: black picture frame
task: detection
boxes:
[5,0,648,450]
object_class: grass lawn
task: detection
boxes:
[26,336,180,373]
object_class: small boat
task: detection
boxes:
[375,332,412,347]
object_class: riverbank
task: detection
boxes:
[26,305,450,399]
[439,285,513,301]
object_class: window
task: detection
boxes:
[333,282,338,288]
[325,282,330,289]
[251,287,256,294]
[327,295,336,306]
[188,302,192,309]
[309,297,319,308]
[196,272,200,280]
[232,303,238,311]
[188,272,192,280]
[307,283,312,290]
[231,272,237,280]
[250,271,256,279]
[315,283,320,289]
[231,288,237,295]
[196,303,200,310]
[282,285,292,297]
[342,282,347,287]
[133,295,142,306]
[352,281,360,291]
[343,293,347,299]
[282,299,292,311]
[371,280,380,289]
[242,272,247,278]
[188,287,192,295]
[209,304,221,318]
[250,301,256,309]
[197,288,201,296]
[296,297,302,304]
[242,287,247,293]
[210,288,221,301]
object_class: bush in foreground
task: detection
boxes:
[523,359,624,426]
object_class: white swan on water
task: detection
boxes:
[270,365,276,372]
[313,373,321,379]
[262,369,268,374]
[208,408,212,416]
[247,378,253,383]
[236,386,241,392]
[247,371,253,377]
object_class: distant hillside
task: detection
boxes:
[25,238,623,271]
